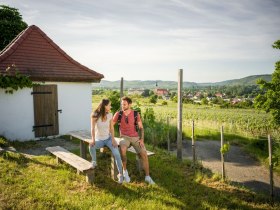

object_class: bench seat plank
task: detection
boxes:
[68,130,155,155]
[69,130,153,153]
[68,130,91,143]
[46,146,92,172]
[127,146,155,156]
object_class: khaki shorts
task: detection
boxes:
[119,135,146,154]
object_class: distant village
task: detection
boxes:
[92,75,268,108]
[126,86,257,108]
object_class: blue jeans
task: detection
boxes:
[89,136,123,174]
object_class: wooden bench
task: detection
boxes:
[68,130,155,179]
[126,144,155,172]
[46,146,94,185]
[0,146,16,153]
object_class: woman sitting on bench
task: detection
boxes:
[89,99,124,184]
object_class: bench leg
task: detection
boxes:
[86,170,95,185]
[100,147,118,180]
[80,141,87,159]
[56,157,63,164]
[100,147,107,158]
[77,169,94,185]
[111,154,118,180]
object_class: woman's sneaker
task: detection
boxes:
[91,161,97,168]
[145,176,155,185]
[117,174,124,184]
[123,170,131,183]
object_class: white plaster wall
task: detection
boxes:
[45,82,92,135]
[0,82,92,141]
[0,88,34,141]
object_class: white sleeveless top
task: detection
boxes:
[95,113,112,140]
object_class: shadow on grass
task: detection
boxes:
[146,150,277,209]
[1,150,61,170]
[230,180,280,201]
[88,148,278,209]
[91,152,186,209]
[2,137,279,209]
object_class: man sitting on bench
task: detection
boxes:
[89,99,124,184]
[113,96,155,185]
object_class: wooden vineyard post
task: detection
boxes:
[177,69,183,160]
[167,116,170,151]
[268,134,274,204]
[192,120,196,163]
[221,126,225,180]
[120,77,124,108]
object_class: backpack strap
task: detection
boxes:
[134,111,139,132]
[117,111,123,136]
[117,110,123,125]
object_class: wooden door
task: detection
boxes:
[32,85,59,137]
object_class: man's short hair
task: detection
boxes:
[122,96,132,104]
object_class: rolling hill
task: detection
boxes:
[92,74,272,89]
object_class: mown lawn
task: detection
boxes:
[0,139,278,210]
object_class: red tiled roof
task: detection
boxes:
[0,25,104,82]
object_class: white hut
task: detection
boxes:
[0,25,104,141]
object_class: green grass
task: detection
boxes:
[92,94,280,173]
[0,139,278,210]
[0,136,9,147]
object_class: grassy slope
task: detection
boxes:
[0,141,278,210]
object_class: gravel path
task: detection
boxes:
[16,138,79,157]
[173,140,280,200]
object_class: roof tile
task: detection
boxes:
[0,25,104,82]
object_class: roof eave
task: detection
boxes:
[30,76,103,83]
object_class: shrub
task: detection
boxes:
[0,136,9,147]
[162,101,168,106]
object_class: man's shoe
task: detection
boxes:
[123,170,131,183]
[117,174,124,184]
[145,176,155,185]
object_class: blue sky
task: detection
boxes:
[2,0,280,82]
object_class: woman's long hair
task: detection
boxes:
[92,99,110,121]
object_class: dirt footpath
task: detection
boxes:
[173,140,280,200]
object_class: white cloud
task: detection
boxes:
[1,0,280,82]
